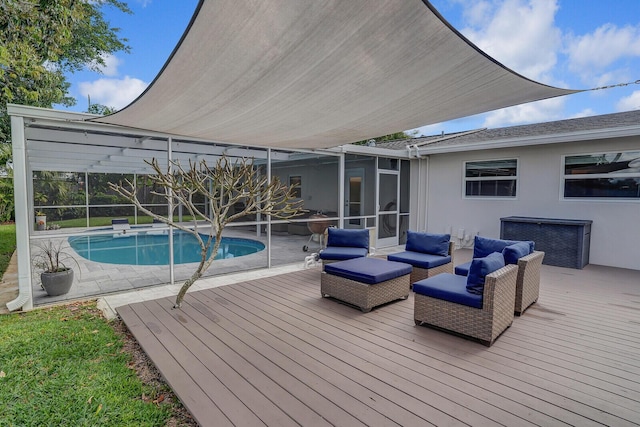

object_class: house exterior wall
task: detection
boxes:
[418,136,640,271]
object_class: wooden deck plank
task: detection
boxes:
[255,271,639,426]
[116,304,234,426]
[143,299,304,427]
[203,286,468,426]
[222,275,548,426]
[249,274,608,425]
[118,265,640,427]
[124,301,265,426]
[172,296,366,427]
[186,291,428,427]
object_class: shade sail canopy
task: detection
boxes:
[95,0,578,149]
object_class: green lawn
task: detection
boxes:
[0,223,16,274]
[0,302,175,426]
[52,215,196,228]
[0,225,185,425]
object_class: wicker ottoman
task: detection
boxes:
[321,257,412,312]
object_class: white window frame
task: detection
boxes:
[463,158,518,199]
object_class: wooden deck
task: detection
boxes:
[118,263,640,426]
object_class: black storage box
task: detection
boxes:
[500,216,592,269]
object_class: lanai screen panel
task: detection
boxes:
[96,0,577,149]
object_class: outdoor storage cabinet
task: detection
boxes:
[500,216,592,269]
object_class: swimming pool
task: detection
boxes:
[68,230,265,265]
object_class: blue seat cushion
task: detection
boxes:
[405,231,451,257]
[319,246,368,261]
[502,241,531,265]
[473,236,534,258]
[324,257,412,285]
[466,252,505,295]
[413,273,483,309]
[387,251,451,269]
[454,261,471,276]
[326,228,369,249]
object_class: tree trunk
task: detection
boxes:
[174,235,220,308]
[173,268,203,309]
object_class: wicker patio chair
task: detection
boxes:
[387,231,454,284]
[414,264,518,346]
[319,228,369,268]
[406,241,455,283]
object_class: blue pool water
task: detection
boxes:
[68,230,265,265]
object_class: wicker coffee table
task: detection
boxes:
[321,257,412,312]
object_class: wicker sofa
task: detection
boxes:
[414,253,518,346]
[387,231,454,284]
[455,236,544,315]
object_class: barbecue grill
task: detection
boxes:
[302,213,330,252]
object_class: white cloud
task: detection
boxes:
[567,24,640,75]
[86,53,122,76]
[568,108,596,119]
[78,76,148,109]
[411,123,445,137]
[458,0,493,27]
[100,54,122,77]
[616,90,640,111]
[481,96,565,128]
[458,0,561,82]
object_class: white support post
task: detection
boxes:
[7,115,33,311]
[338,152,345,229]
[167,137,175,285]
[266,148,272,268]
[85,171,90,227]
[133,172,138,225]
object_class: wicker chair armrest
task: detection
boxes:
[447,241,455,264]
[481,264,518,313]
[517,251,544,283]
[513,250,544,314]
[518,250,544,265]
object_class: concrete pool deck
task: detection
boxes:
[97,243,409,319]
[30,227,323,308]
[2,223,403,315]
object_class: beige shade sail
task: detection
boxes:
[94,0,579,149]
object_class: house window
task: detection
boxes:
[289,175,302,198]
[464,159,517,197]
[563,151,640,199]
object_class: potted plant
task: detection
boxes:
[33,240,78,296]
[35,210,47,231]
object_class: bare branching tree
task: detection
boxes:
[109,156,305,308]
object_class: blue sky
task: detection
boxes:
[62,0,640,137]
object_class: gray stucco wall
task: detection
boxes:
[416,136,640,270]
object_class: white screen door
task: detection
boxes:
[377,170,399,247]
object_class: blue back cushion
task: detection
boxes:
[473,235,534,258]
[502,241,531,265]
[405,231,451,256]
[326,228,369,249]
[466,252,505,295]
